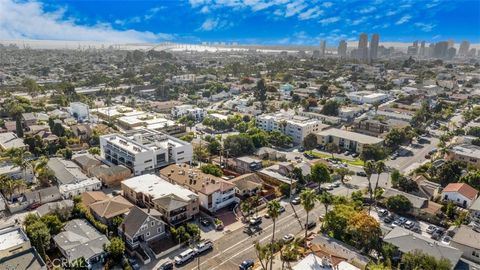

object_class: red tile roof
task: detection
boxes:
[443,183,479,201]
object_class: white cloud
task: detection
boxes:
[200,6,210,13]
[386,10,397,16]
[298,7,323,20]
[359,6,376,14]
[0,0,172,42]
[349,16,367,26]
[319,16,340,25]
[198,17,232,31]
[285,0,307,17]
[395,15,411,25]
[415,22,436,32]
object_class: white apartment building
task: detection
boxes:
[345,91,389,104]
[171,105,206,121]
[100,129,193,175]
[256,113,327,144]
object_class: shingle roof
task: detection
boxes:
[81,191,109,207]
[53,219,109,263]
[383,227,462,268]
[231,173,263,191]
[89,196,133,219]
[119,206,164,238]
[442,183,479,201]
[451,225,480,250]
[47,158,89,185]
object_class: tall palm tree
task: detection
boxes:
[300,189,316,240]
[373,161,386,191]
[240,200,252,219]
[250,195,261,217]
[317,191,334,214]
[3,147,32,181]
[267,200,281,270]
[363,160,376,213]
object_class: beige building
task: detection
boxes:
[90,165,131,187]
[446,144,480,168]
[0,226,46,270]
[160,164,237,213]
[316,128,384,153]
[450,225,480,263]
[121,174,199,225]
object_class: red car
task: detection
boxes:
[28,202,41,210]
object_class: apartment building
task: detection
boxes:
[256,113,328,144]
[0,226,46,270]
[345,91,389,104]
[100,129,193,175]
[159,164,237,213]
[446,144,480,168]
[121,174,199,225]
[316,128,384,153]
[171,104,206,121]
[352,118,390,137]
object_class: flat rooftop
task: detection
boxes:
[122,174,198,201]
[316,128,384,144]
[0,227,28,251]
[450,144,480,158]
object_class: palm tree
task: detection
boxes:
[254,241,270,270]
[363,160,376,214]
[240,200,252,219]
[267,200,281,270]
[300,189,316,240]
[250,195,261,217]
[373,161,386,191]
[335,167,354,184]
[317,191,334,214]
[32,156,48,184]
[3,147,32,181]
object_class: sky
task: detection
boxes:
[0,0,479,45]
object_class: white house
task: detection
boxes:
[441,183,479,208]
[345,91,389,104]
[171,105,206,121]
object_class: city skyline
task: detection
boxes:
[0,0,479,45]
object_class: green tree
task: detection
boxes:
[436,160,466,187]
[193,145,209,164]
[325,142,339,159]
[302,133,317,153]
[310,163,331,192]
[26,221,51,260]
[40,214,64,235]
[360,144,387,161]
[207,140,221,155]
[300,188,316,239]
[255,79,267,111]
[88,147,101,155]
[335,167,354,184]
[318,191,334,214]
[401,250,451,270]
[223,134,255,157]
[320,100,340,116]
[104,237,125,260]
[460,170,480,190]
[386,195,412,214]
[200,164,223,177]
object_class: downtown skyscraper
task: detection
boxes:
[319,40,326,57]
[369,33,379,60]
[357,33,368,61]
[337,40,347,58]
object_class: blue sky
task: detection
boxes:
[0,0,479,45]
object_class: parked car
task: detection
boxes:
[194,240,213,254]
[303,153,315,159]
[441,236,451,244]
[174,249,195,265]
[356,171,367,177]
[239,259,255,270]
[243,225,262,235]
[291,197,301,205]
[352,153,359,158]
[378,209,389,217]
[404,220,415,229]
[283,234,295,242]
[326,184,334,190]
[249,217,262,226]
[332,181,341,188]
[393,217,406,227]
[200,218,211,227]
[426,225,437,234]
[306,221,317,230]
[383,215,394,224]
[279,206,286,213]
[158,261,173,270]
[128,258,140,270]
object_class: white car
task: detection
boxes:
[283,234,294,242]
[194,240,213,254]
[174,249,195,265]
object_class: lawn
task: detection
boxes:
[309,151,365,167]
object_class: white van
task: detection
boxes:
[174,249,195,265]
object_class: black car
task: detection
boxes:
[306,221,317,230]
[200,218,211,227]
[239,259,255,270]
[384,214,395,223]
[303,153,315,159]
[356,171,367,177]
[158,261,173,270]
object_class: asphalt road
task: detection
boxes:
[385,136,439,174]
[173,200,326,270]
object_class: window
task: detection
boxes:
[151,221,155,226]
[157,227,163,233]
[144,159,152,163]
[178,151,184,155]
[146,232,150,237]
